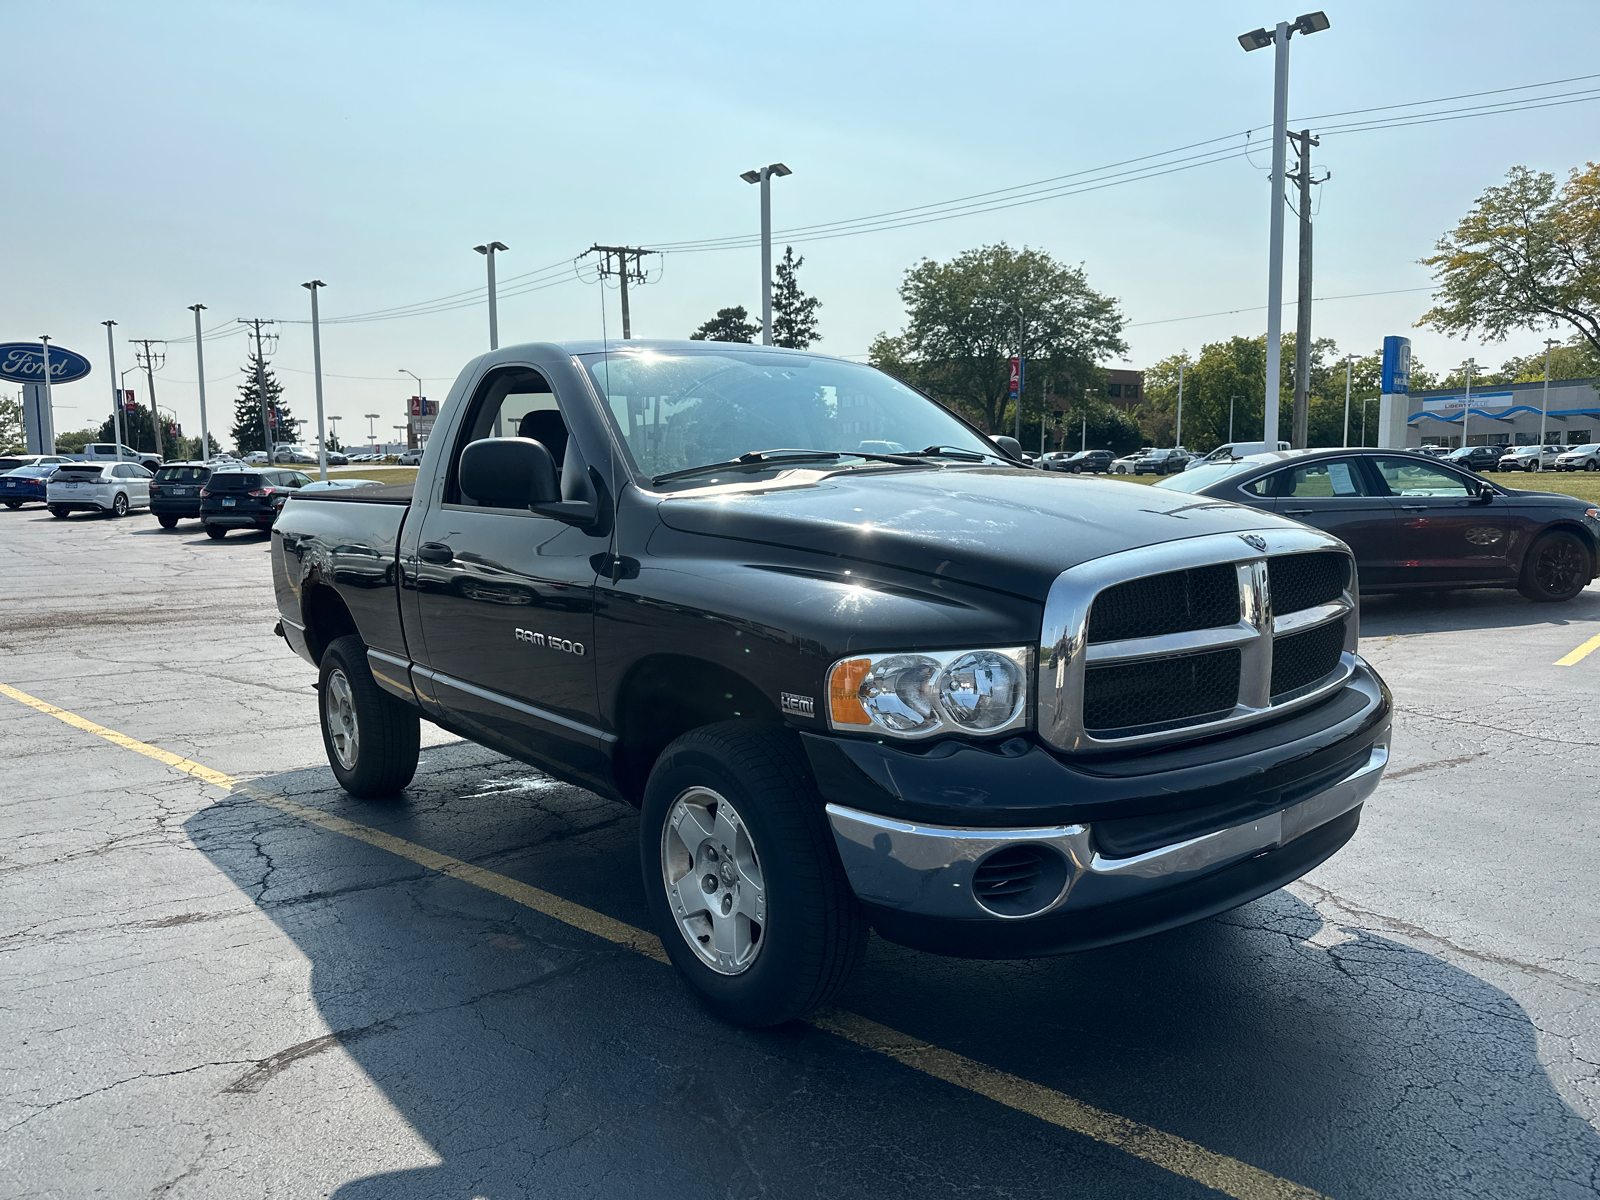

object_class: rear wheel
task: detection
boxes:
[641,721,867,1027]
[318,634,420,797]
[1518,531,1590,603]
[110,492,130,517]
[157,515,178,529]
[205,525,228,540]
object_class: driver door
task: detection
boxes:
[1367,456,1518,585]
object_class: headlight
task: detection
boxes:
[828,647,1030,739]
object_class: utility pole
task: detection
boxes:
[303,281,328,479]
[238,319,277,459]
[1539,338,1559,468]
[1014,314,1025,442]
[1230,395,1238,442]
[102,322,123,461]
[130,339,166,462]
[189,306,210,463]
[588,245,658,340]
[1286,129,1325,449]
[473,242,508,349]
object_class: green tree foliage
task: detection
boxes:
[0,394,23,452]
[1420,162,1600,356]
[56,428,103,453]
[690,306,761,343]
[94,402,179,456]
[1496,333,1600,383]
[231,353,293,454]
[1050,394,1145,456]
[769,246,821,349]
[869,243,1126,433]
[1142,335,1443,451]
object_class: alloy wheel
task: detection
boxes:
[661,786,766,975]
[112,493,129,517]
[1535,541,1583,596]
[323,668,360,769]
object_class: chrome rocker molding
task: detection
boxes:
[1038,527,1359,752]
[825,742,1387,922]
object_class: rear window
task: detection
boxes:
[55,464,105,477]
[206,472,260,491]
[156,466,210,482]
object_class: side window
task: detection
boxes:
[134,466,153,478]
[1370,457,1471,497]
[446,366,569,507]
[1244,460,1369,498]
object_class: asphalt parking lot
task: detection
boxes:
[3,506,1598,1200]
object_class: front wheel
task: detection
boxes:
[1518,531,1590,603]
[318,634,420,797]
[1587,461,1598,472]
[641,722,867,1027]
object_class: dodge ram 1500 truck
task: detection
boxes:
[271,340,1391,1026]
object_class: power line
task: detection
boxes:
[1124,286,1434,328]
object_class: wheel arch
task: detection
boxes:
[1539,520,1600,577]
[300,577,362,665]
[610,654,782,806]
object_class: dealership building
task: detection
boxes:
[1404,377,1600,449]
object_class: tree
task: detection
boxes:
[1497,333,1600,383]
[690,306,761,343]
[0,393,23,452]
[95,403,172,455]
[769,246,821,349]
[869,243,1126,433]
[231,352,294,453]
[56,428,103,453]
[1420,162,1600,356]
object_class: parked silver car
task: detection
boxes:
[1498,445,1565,472]
[1554,443,1600,471]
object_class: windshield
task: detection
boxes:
[1154,460,1258,493]
[577,349,992,481]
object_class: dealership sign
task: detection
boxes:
[1380,336,1411,395]
[0,342,93,385]
[1422,392,1512,414]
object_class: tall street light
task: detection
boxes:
[38,335,56,455]
[328,414,342,450]
[303,281,328,480]
[400,369,424,445]
[102,321,124,462]
[473,242,508,350]
[1459,357,1476,450]
[1539,337,1560,467]
[1238,10,1330,449]
[740,163,792,346]
[189,305,210,463]
[365,412,381,453]
[1341,352,1357,447]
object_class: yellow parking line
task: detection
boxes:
[1555,631,1600,667]
[1,680,1329,1200]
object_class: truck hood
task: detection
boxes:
[656,467,1306,601]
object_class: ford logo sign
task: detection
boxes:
[0,342,93,385]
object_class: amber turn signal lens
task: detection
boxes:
[828,657,872,725]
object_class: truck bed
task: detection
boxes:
[289,482,414,506]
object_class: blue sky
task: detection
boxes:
[7,0,1598,444]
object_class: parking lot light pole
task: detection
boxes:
[1539,338,1559,469]
[328,415,341,450]
[1238,11,1330,450]
[1460,357,1476,449]
[37,335,56,455]
[1175,358,1186,449]
[188,305,210,464]
[102,322,123,462]
[364,413,380,453]
[302,281,328,480]
[740,163,792,346]
[473,242,508,350]
[1342,353,1357,447]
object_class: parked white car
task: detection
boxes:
[244,451,269,464]
[46,461,153,518]
[1497,445,1565,472]
[1554,443,1600,472]
[397,448,424,465]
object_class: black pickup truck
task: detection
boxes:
[271,340,1391,1026]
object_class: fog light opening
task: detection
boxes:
[972,844,1071,918]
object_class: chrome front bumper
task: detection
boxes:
[825,743,1387,922]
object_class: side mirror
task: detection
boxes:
[1474,480,1496,503]
[993,435,1024,462]
[459,436,598,525]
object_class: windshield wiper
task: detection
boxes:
[902,444,1014,464]
[651,447,921,485]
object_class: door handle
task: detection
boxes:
[418,542,454,564]
[1400,504,1426,511]
[1284,508,1313,516]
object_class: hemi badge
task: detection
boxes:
[780,692,815,718]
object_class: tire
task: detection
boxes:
[1525,463,1536,473]
[318,634,420,798]
[205,525,228,540]
[49,506,69,518]
[640,721,867,1027]
[1518,531,1591,603]
[157,514,178,529]
[4,500,19,509]
[110,492,130,517]
[1587,461,1598,472]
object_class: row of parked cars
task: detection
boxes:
[242,445,424,466]
[1414,442,1600,472]
[0,454,383,537]
[1037,446,1196,474]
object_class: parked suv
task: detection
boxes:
[1554,444,1600,472]
[148,462,213,528]
[1444,445,1506,472]
[46,461,153,517]
[1134,447,1191,475]
[200,468,313,538]
[1498,445,1565,472]
[1060,449,1115,474]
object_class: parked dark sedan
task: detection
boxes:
[149,462,213,528]
[1,464,59,508]
[1444,445,1507,472]
[199,468,313,539]
[1158,448,1600,602]
[1059,449,1116,474]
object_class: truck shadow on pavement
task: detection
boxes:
[1360,584,1600,637]
[184,743,1600,1200]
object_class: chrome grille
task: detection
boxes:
[1038,530,1359,750]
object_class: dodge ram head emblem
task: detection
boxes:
[1239,533,1268,552]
